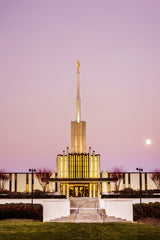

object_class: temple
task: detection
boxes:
[55,60,109,197]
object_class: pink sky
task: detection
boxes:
[0,0,160,172]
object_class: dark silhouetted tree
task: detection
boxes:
[110,167,124,191]
[0,170,9,191]
[151,169,160,189]
[36,168,52,192]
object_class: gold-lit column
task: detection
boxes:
[66,147,69,178]
[63,184,65,195]
[12,174,15,192]
[101,171,108,193]
[47,183,49,192]
[93,151,95,178]
[142,173,145,191]
[97,155,100,178]
[93,184,95,198]
[56,156,61,178]
[105,181,108,193]
[67,184,69,198]
[50,171,55,192]
[98,182,100,197]
[57,182,60,193]
[63,151,65,178]
[89,147,91,178]
[89,184,92,197]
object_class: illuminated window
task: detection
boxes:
[69,153,89,179]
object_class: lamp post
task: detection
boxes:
[29,169,36,206]
[136,168,143,209]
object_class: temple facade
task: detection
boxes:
[56,147,101,197]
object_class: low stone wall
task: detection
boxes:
[0,198,70,222]
[99,198,160,222]
[43,200,70,222]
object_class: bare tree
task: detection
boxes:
[151,169,160,189]
[36,168,52,192]
[110,167,124,191]
[0,170,9,191]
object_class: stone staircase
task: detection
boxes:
[75,208,103,223]
[50,197,130,223]
[70,197,99,209]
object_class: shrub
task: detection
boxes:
[0,203,43,220]
[133,202,160,221]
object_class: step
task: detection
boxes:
[75,219,103,223]
[50,213,129,223]
[50,214,75,222]
[104,215,131,223]
[75,207,103,223]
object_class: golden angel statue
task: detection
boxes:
[76,60,80,71]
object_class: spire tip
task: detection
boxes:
[76,59,80,71]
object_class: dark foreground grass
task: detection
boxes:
[0,221,160,240]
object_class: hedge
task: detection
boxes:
[133,202,160,221]
[0,203,43,220]
[0,190,66,199]
[101,188,160,198]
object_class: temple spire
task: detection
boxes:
[71,60,86,153]
[76,60,81,122]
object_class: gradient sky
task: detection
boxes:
[1,0,160,172]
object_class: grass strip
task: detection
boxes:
[0,221,160,240]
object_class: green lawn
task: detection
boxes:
[0,221,159,240]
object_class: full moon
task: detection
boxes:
[146,139,151,145]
